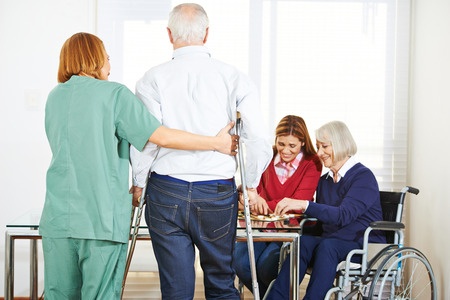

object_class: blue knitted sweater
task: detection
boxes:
[306,163,386,244]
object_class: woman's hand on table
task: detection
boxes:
[251,194,272,215]
[274,197,308,216]
[238,188,260,207]
[246,188,258,206]
[237,187,272,215]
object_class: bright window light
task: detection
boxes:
[98,0,411,191]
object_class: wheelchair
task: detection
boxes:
[323,186,438,300]
[248,186,437,300]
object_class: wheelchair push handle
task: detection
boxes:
[404,186,420,195]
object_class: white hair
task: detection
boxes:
[168,3,209,44]
[315,120,357,162]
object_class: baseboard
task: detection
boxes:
[0,298,30,300]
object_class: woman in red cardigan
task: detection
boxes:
[233,115,322,297]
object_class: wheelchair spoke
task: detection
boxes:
[396,254,434,299]
[368,247,437,300]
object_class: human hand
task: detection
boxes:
[129,186,143,207]
[237,190,245,210]
[245,188,258,207]
[251,194,272,216]
[274,198,307,216]
[238,188,258,213]
[215,122,239,156]
[238,187,254,210]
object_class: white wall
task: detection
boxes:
[0,0,449,298]
[0,0,96,296]
[409,0,450,298]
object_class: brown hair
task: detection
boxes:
[57,32,107,83]
[274,115,317,157]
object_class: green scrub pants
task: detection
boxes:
[42,237,127,300]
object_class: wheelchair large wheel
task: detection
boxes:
[323,245,403,300]
[368,247,437,300]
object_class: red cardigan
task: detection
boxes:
[257,154,323,212]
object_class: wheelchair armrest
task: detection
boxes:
[370,221,405,231]
[354,221,405,275]
[299,217,320,236]
[299,216,318,226]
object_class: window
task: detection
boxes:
[98,0,411,191]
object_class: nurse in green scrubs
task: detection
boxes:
[40,32,238,300]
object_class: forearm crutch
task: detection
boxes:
[121,181,148,299]
[236,112,260,300]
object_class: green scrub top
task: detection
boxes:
[40,76,160,243]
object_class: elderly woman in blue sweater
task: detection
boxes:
[265,120,386,300]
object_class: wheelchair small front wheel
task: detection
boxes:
[368,247,437,300]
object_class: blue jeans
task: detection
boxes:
[145,173,240,300]
[233,241,282,297]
